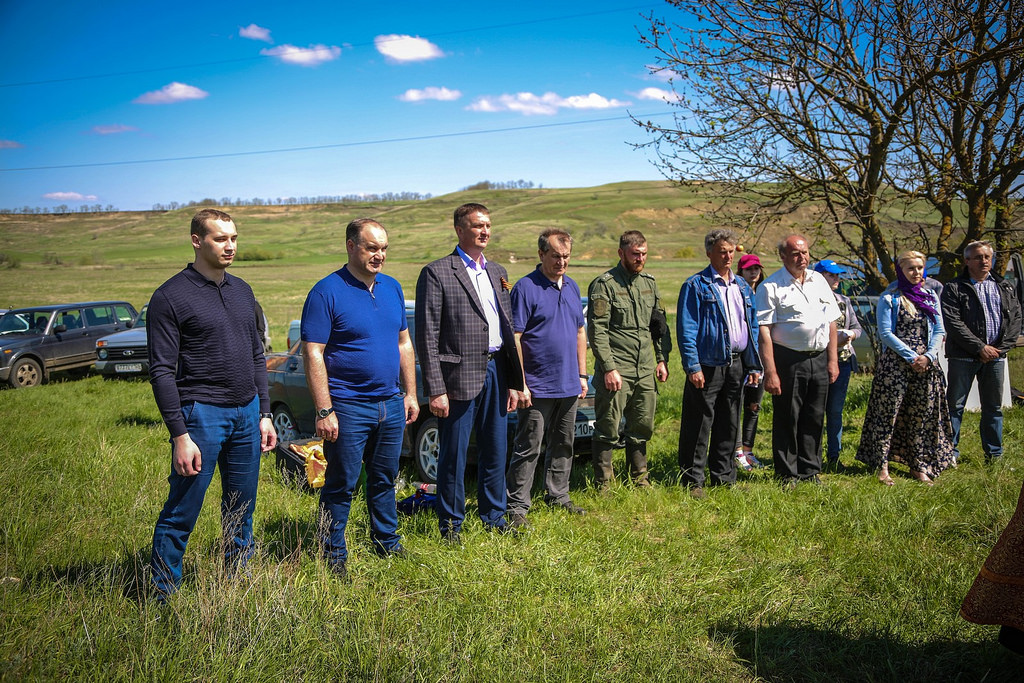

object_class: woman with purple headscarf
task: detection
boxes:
[856,250,956,485]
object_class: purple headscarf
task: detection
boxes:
[896,265,938,322]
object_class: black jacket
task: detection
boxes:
[940,269,1022,359]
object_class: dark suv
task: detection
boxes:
[0,301,138,388]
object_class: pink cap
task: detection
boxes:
[737,253,762,270]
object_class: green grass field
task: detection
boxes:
[1,184,1022,680]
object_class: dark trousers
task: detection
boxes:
[436,358,508,534]
[738,381,764,449]
[678,361,743,487]
[771,345,828,480]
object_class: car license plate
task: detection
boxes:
[574,420,595,439]
[115,363,142,373]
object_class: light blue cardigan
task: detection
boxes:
[875,285,945,364]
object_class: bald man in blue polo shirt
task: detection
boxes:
[301,218,419,575]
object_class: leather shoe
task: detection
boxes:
[547,499,586,515]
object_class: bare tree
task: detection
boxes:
[636,0,1024,289]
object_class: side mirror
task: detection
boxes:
[53,324,67,333]
[126,319,135,328]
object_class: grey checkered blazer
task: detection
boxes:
[415,251,524,401]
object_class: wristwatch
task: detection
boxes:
[316,407,335,420]
[259,412,273,420]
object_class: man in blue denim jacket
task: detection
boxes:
[677,229,762,497]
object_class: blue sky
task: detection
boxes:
[0,1,682,211]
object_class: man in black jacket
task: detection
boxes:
[941,240,1022,462]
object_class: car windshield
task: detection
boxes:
[0,310,48,335]
[135,306,147,329]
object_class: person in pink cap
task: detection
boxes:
[734,252,766,470]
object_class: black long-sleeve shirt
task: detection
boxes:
[147,264,270,438]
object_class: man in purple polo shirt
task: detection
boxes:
[506,229,589,528]
[301,218,419,575]
[677,229,761,498]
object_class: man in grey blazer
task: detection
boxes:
[415,203,525,542]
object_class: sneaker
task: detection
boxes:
[735,451,753,471]
[744,452,764,468]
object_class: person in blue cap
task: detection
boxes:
[813,259,863,471]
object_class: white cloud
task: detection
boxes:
[399,86,462,102]
[635,87,678,102]
[374,34,443,63]
[260,44,341,66]
[44,192,98,201]
[240,23,272,42]
[0,139,23,149]
[466,91,630,116]
[91,124,138,135]
[134,82,209,105]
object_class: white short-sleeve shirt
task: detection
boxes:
[756,268,840,352]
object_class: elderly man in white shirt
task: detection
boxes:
[756,234,840,486]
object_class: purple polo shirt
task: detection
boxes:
[511,267,585,398]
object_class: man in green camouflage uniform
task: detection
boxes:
[587,230,671,488]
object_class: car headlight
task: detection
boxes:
[98,349,107,359]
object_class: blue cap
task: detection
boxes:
[813,259,844,274]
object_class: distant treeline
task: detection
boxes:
[1,181,541,216]
[460,180,538,191]
[1,191,436,216]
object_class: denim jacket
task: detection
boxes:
[876,285,944,364]
[676,265,761,375]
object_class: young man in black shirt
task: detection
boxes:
[147,208,276,599]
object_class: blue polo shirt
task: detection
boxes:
[300,266,406,401]
[511,267,585,398]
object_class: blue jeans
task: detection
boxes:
[151,395,261,596]
[947,357,1005,458]
[320,396,404,566]
[437,358,508,534]
[824,358,855,462]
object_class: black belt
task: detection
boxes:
[487,351,498,360]
[786,348,824,358]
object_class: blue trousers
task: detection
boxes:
[437,358,508,534]
[824,358,855,462]
[947,357,1006,458]
[320,396,404,566]
[151,395,261,596]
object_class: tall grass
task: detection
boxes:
[1,367,1022,680]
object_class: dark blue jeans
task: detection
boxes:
[151,395,261,596]
[824,358,855,462]
[437,358,508,534]
[320,396,404,566]
[947,357,1006,458]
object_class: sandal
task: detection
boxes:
[913,472,934,486]
[878,470,894,486]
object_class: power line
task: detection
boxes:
[0,111,675,172]
[0,4,662,89]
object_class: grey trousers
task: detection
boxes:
[506,396,578,514]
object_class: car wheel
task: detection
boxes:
[414,416,439,484]
[272,404,300,443]
[9,358,42,388]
